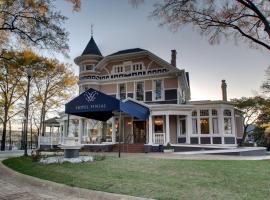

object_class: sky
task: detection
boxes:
[55,0,270,101]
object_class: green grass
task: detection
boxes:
[3,156,270,200]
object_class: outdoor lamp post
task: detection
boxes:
[23,67,33,156]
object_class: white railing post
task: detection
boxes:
[165,115,170,144]
[148,115,153,145]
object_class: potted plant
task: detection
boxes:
[163,143,174,153]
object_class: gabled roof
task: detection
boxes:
[81,36,102,56]
[109,48,146,56]
[95,49,180,73]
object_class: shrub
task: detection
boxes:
[31,149,42,162]
[93,154,106,161]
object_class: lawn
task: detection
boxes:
[3,156,270,200]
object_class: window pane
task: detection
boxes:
[224,118,232,134]
[224,109,232,116]
[212,109,218,116]
[155,80,162,100]
[154,116,164,133]
[200,110,209,116]
[180,119,186,135]
[192,119,197,134]
[86,65,93,70]
[212,118,219,134]
[136,82,144,101]
[119,84,126,100]
[192,111,197,116]
[200,118,209,134]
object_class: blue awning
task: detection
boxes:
[65,88,149,121]
[120,100,149,120]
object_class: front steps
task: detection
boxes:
[112,144,145,153]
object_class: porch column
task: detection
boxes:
[78,118,83,144]
[218,108,225,144]
[112,117,116,143]
[148,114,153,145]
[186,114,192,144]
[165,115,170,144]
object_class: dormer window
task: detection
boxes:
[114,66,123,74]
[132,63,144,71]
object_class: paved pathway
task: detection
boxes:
[0,151,150,200]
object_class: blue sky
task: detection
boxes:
[55,0,270,101]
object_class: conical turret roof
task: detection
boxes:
[81,36,102,56]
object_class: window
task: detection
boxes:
[180,119,186,135]
[80,66,84,72]
[114,66,123,74]
[192,119,198,134]
[212,109,218,116]
[136,82,144,101]
[85,64,94,71]
[224,109,232,116]
[224,118,232,134]
[154,80,162,100]
[224,109,232,134]
[212,118,219,134]
[200,110,209,116]
[119,83,126,100]
[192,111,197,116]
[200,118,209,134]
[133,63,143,71]
[154,116,164,133]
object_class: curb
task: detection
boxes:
[0,160,152,200]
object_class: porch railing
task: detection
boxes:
[39,136,60,146]
[153,133,165,144]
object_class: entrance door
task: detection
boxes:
[133,121,146,143]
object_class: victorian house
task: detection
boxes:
[39,35,244,152]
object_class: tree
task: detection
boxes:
[32,58,77,136]
[0,50,39,151]
[132,0,270,51]
[0,0,81,58]
[231,96,270,146]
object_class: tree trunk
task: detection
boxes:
[1,107,8,151]
[9,120,12,150]
[239,125,248,146]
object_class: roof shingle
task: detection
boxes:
[82,37,102,56]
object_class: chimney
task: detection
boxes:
[221,80,227,101]
[171,49,177,67]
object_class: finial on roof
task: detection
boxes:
[91,24,94,37]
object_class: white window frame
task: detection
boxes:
[135,81,145,101]
[223,109,232,134]
[152,79,164,101]
[132,62,145,72]
[118,83,127,100]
